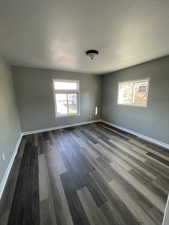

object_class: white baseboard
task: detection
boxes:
[0,134,23,200]
[101,120,169,150]
[22,120,101,135]
[163,196,169,225]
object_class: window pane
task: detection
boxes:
[68,93,78,114]
[118,82,133,104]
[133,81,149,105]
[118,79,149,106]
[54,81,78,90]
[55,94,68,115]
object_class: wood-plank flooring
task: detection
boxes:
[0,122,169,225]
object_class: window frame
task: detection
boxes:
[52,79,80,118]
[117,78,150,107]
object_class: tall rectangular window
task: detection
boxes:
[53,79,80,117]
[118,79,149,107]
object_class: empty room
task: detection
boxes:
[0,0,169,225]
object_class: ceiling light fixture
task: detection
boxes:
[86,49,99,60]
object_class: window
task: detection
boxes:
[118,79,149,107]
[53,79,80,117]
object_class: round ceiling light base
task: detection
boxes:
[86,49,99,60]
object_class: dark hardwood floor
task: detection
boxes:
[0,122,169,225]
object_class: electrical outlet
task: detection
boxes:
[2,153,5,161]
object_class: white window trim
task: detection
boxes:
[117,78,150,107]
[52,79,80,118]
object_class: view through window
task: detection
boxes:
[53,80,79,116]
[118,79,149,106]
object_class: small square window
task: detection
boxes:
[118,79,149,107]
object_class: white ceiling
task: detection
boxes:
[0,0,169,74]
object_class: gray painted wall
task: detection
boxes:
[102,56,169,145]
[0,58,21,185]
[12,66,101,132]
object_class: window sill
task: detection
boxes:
[118,103,147,108]
[55,114,80,118]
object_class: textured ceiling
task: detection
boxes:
[0,0,169,74]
